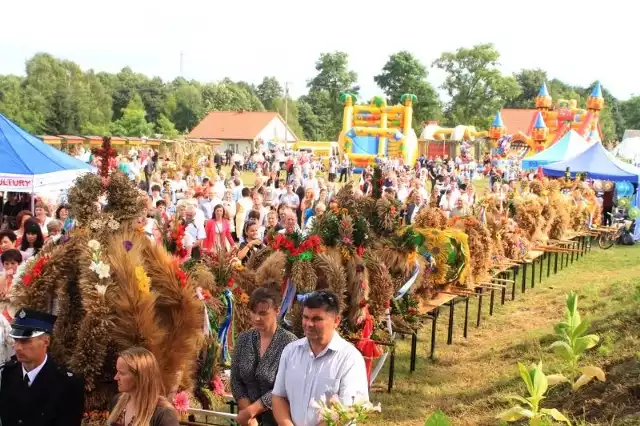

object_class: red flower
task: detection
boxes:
[407,307,417,314]
[356,246,365,256]
[22,274,33,287]
[384,300,391,308]
[175,268,188,288]
[226,277,235,288]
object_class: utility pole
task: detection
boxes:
[284,81,289,150]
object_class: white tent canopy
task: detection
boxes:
[612,137,640,165]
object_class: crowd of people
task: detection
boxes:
[0,140,616,426]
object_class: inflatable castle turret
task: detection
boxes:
[587,81,604,111]
[488,111,505,141]
[535,82,553,110]
[531,112,548,151]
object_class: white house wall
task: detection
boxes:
[256,117,298,144]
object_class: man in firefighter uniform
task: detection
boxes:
[0,308,84,426]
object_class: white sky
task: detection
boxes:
[0,0,637,102]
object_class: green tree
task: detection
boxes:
[156,114,179,139]
[0,75,47,133]
[137,76,168,125]
[304,52,358,140]
[81,70,113,135]
[506,68,549,108]
[21,53,112,135]
[374,51,442,132]
[297,98,324,140]
[620,96,640,133]
[171,83,203,132]
[257,77,283,110]
[272,97,304,139]
[433,43,521,128]
[110,93,154,136]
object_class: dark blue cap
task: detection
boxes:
[10,308,57,339]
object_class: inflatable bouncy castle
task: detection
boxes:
[338,93,418,170]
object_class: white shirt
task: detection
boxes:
[23,354,48,386]
[272,332,369,426]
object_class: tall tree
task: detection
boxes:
[297,98,324,140]
[374,51,442,131]
[200,82,264,113]
[620,96,640,134]
[0,75,47,133]
[257,77,283,110]
[433,43,521,128]
[505,68,549,108]
[110,93,154,137]
[304,52,358,140]
[156,114,179,139]
[171,82,203,133]
[137,76,167,125]
[22,53,112,134]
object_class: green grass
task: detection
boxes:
[369,245,640,426]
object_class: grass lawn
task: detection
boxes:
[368,244,640,425]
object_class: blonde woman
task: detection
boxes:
[108,347,179,426]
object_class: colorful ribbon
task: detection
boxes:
[356,312,382,383]
[217,289,233,365]
[370,308,394,385]
[278,278,297,320]
[393,262,420,301]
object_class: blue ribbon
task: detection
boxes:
[278,278,297,320]
[217,289,233,365]
[393,263,420,301]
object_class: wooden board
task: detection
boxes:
[420,292,457,314]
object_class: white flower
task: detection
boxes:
[107,219,120,230]
[13,262,28,284]
[94,284,108,296]
[90,219,104,230]
[87,240,101,251]
[196,287,205,301]
[90,261,111,279]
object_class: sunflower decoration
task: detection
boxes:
[449,216,493,286]
[412,227,470,296]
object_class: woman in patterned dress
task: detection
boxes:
[231,287,297,426]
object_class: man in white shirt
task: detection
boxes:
[272,291,369,426]
[184,204,206,258]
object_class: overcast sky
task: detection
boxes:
[1,0,636,101]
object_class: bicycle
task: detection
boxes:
[597,214,630,249]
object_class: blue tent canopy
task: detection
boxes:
[542,141,640,183]
[0,113,92,193]
[522,130,591,169]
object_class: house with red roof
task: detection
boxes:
[188,111,298,153]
